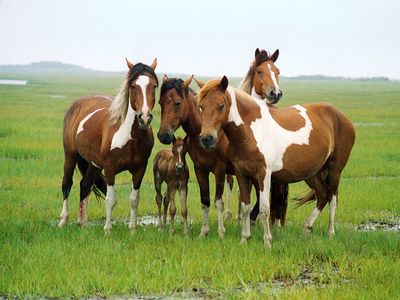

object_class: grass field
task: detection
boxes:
[0,72,399,299]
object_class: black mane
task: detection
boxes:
[127,63,159,86]
[160,78,197,97]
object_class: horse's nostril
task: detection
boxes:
[148,113,153,123]
[201,134,214,147]
[138,113,143,121]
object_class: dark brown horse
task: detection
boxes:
[197,77,355,247]
[157,75,234,238]
[153,137,189,237]
[58,58,158,235]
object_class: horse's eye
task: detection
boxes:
[218,103,224,112]
[174,101,181,107]
[257,70,262,75]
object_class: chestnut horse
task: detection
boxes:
[158,75,236,237]
[58,58,158,235]
[197,76,355,247]
[153,137,189,237]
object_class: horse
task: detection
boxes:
[58,57,158,235]
[157,75,234,238]
[153,137,189,237]
[197,76,355,248]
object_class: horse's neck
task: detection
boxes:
[182,93,202,138]
[250,87,263,100]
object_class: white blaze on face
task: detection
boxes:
[267,63,280,92]
[136,75,150,118]
[177,145,183,164]
[76,108,104,136]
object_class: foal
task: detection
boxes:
[153,137,189,237]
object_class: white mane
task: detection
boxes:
[108,77,129,125]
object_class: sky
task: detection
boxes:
[0,0,399,79]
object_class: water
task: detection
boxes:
[0,79,28,85]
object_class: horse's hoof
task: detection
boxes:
[224,211,232,221]
[240,238,248,245]
[250,219,256,227]
[304,226,313,235]
[198,231,209,238]
[328,230,335,238]
[57,219,67,228]
[264,239,272,249]
[103,225,111,236]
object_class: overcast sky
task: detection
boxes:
[1,0,399,78]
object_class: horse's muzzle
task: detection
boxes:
[137,113,153,129]
[157,131,174,144]
[266,89,283,104]
[199,134,217,150]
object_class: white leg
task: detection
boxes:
[328,195,337,237]
[104,185,116,235]
[240,202,252,244]
[180,187,189,236]
[274,219,281,228]
[58,199,69,227]
[259,172,272,248]
[305,207,321,233]
[199,204,210,237]
[129,185,140,233]
[215,198,226,238]
[224,180,233,221]
[78,197,88,227]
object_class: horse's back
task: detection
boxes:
[153,149,173,180]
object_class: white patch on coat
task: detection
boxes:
[249,100,313,172]
[104,185,116,233]
[76,108,104,136]
[268,63,280,92]
[227,87,244,126]
[129,185,140,230]
[250,87,263,100]
[110,101,136,150]
[305,207,320,229]
[328,195,337,235]
[136,75,150,116]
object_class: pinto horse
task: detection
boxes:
[238,48,288,226]
[153,137,189,237]
[197,76,355,247]
[58,58,158,234]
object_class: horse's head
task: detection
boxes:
[126,58,158,129]
[252,48,282,104]
[157,75,193,144]
[197,76,231,150]
[172,136,188,174]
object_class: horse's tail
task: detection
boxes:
[76,155,106,201]
[294,189,316,208]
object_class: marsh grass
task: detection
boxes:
[0,74,399,299]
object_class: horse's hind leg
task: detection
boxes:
[326,160,343,237]
[58,152,77,227]
[154,171,163,228]
[270,183,289,227]
[304,173,330,233]
[78,164,100,227]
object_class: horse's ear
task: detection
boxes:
[125,57,134,70]
[163,74,169,83]
[150,58,157,70]
[271,49,279,63]
[194,77,205,88]
[255,48,260,58]
[184,74,194,88]
[219,76,229,91]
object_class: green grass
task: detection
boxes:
[0,74,400,299]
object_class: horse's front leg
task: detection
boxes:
[179,185,189,237]
[129,164,147,234]
[224,175,234,221]
[167,182,177,238]
[259,170,272,248]
[214,165,226,238]
[103,169,116,235]
[194,167,210,237]
[235,170,252,244]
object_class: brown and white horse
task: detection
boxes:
[58,58,158,235]
[197,76,355,247]
[153,137,189,237]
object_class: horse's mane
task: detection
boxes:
[108,63,158,125]
[160,78,197,98]
[238,49,271,94]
